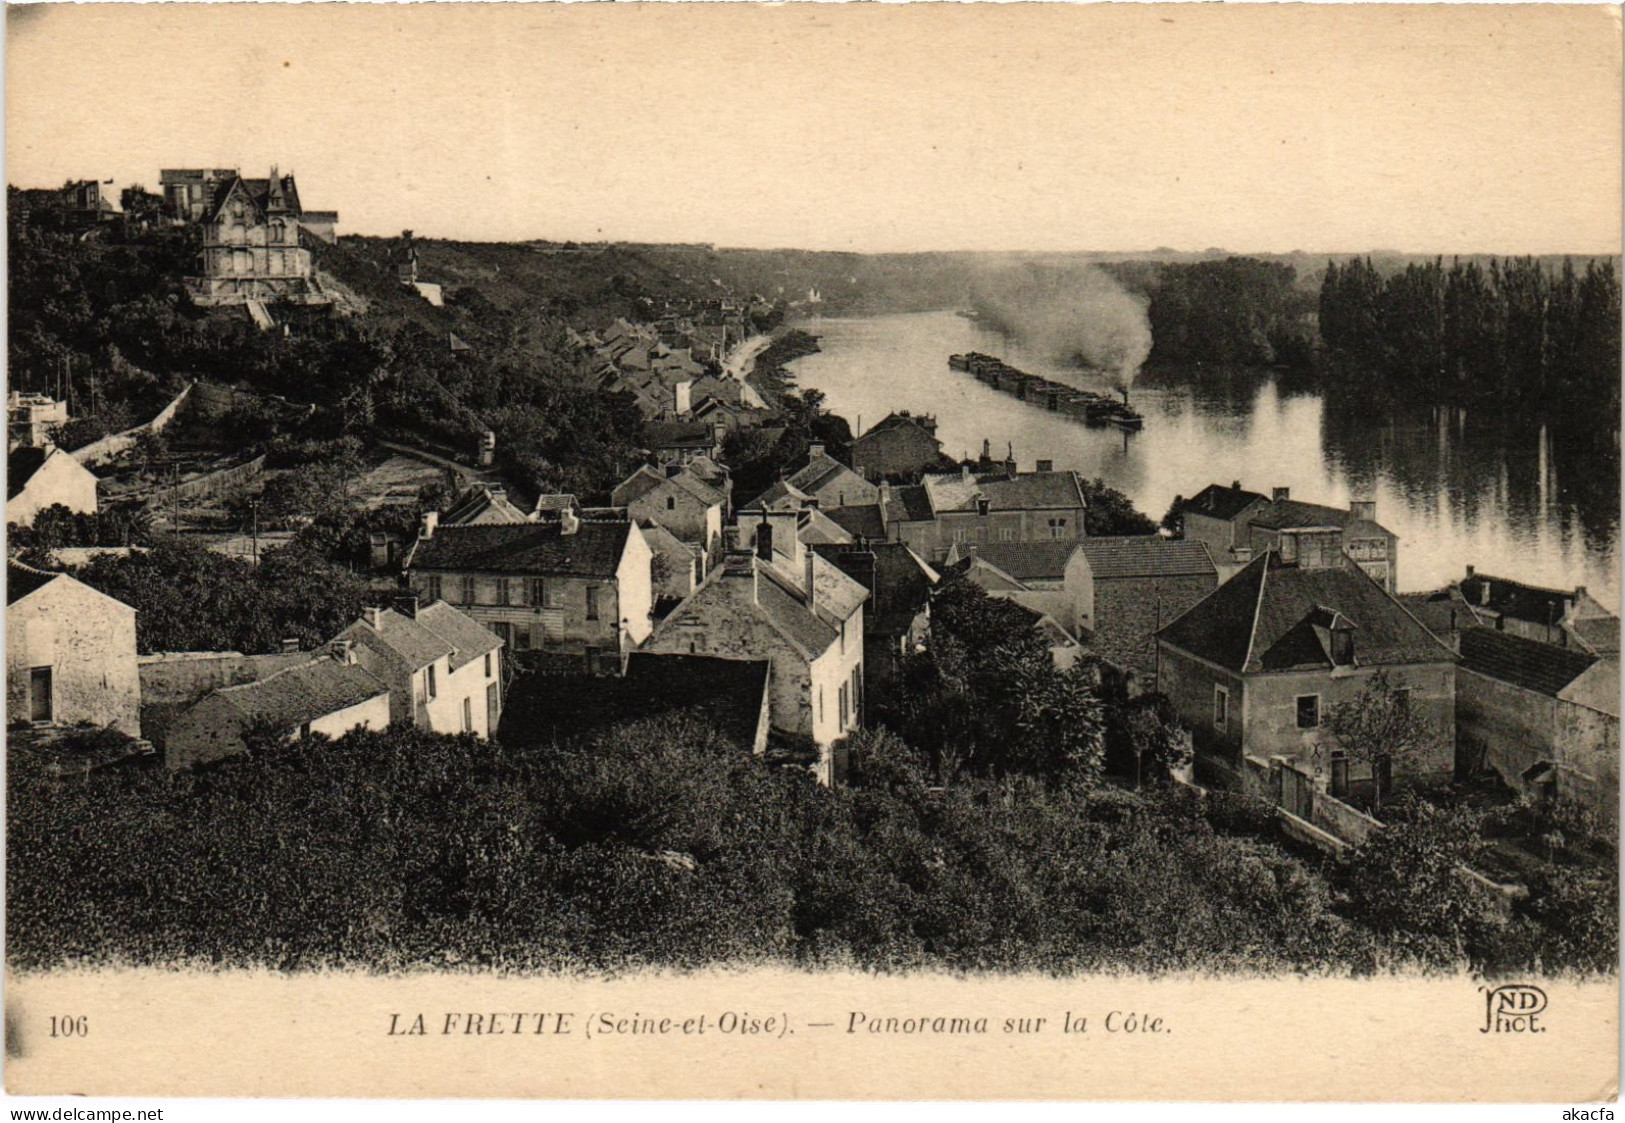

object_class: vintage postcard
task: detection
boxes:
[3,1,1620,1105]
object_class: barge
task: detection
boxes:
[947,351,1144,429]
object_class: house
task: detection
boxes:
[172,167,334,307]
[639,519,703,604]
[404,509,653,672]
[7,445,99,527]
[162,652,389,770]
[1397,585,1481,651]
[813,541,938,690]
[912,464,1089,563]
[612,463,725,558]
[781,443,879,510]
[1243,490,1399,593]
[1175,482,1269,577]
[331,600,504,738]
[7,561,140,736]
[1076,536,1218,684]
[1457,567,1620,655]
[9,392,68,450]
[1455,628,1618,822]
[441,484,532,527]
[850,412,944,479]
[1156,550,1457,802]
[944,540,1090,635]
[1179,483,1397,592]
[643,514,868,783]
[645,421,725,464]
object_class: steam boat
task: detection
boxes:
[947,352,1145,429]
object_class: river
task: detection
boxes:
[786,310,1620,605]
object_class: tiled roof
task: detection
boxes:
[441,487,531,527]
[336,609,454,671]
[615,464,721,509]
[923,470,1087,513]
[971,541,1085,582]
[799,508,855,545]
[416,601,504,672]
[882,484,934,524]
[1397,588,1478,643]
[1182,483,1268,521]
[813,542,938,638]
[216,659,386,730]
[1571,616,1620,656]
[1459,627,1596,697]
[825,503,887,541]
[645,421,716,449]
[410,520,631,578]
[1159,553,1453,674]
[1248,498,1356,531]
[788,453,864,497]
[744,479,813,511]
[1460,573,1576,629]
[1558,659,1620,718]
[7,559,59,604]
[1080,536,1216,580]
[653,554,864,660]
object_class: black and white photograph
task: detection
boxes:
[2,1,1619,1106]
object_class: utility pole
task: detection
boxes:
[251,499,260,564]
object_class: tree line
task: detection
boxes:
[1319,256,1621,429]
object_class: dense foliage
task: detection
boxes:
[1319,256,1621,425]
[11,712,1610,976]
[1142,257,1318,369]
[64,538,370,654]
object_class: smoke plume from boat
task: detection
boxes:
[971,265,1152,392]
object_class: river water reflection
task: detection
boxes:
[786,310,1619,604]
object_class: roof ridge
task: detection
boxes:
[1347,555,1462,661]
[1241,552,1270,673]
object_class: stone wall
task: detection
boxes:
[7,578,140,736]
[71,383,193,468]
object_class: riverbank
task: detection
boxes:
[745,329,822,410]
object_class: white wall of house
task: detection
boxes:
[617,523,655,647]
[6,576,140,735]
[7,450,99,527]
[308,692,391,739]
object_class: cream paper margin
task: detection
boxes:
[4,969,1620,1100]
[4,0,1621,1103]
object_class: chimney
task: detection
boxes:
[560,508,580,536]
[665,462,683,478]
[420,510,439,539]
[755,519,773,562]
[281,638,302,654]
[1272,487,1290,503]
[1232,480,1242,491]
[879,480,893,504]
[1349,498,1376,524]
[364,605,383,630]
[1036,459,1054,473]
[1465,564,1475,579]
[961,464,973,485]
[809,441,826,460]
[393,593,420,618]
[1480,581,1491,607]
[805,549,817,609]
[488,485,506,501]
[981,438,992,462]
[330,639,357,665]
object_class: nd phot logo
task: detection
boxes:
[1479,983,1547,1033]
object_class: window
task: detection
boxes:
[516,626,533,652]
[952,528,968,544]
[667,496,676,510]
[998,527,1015,542]
[1296,695,1320,729]
[839,683,849,731]
[527,578,546,607]
[1048,517,1069,540]
[422,572,438,601]
[484,652,493,678]
[497,579,512,607]
[426,664,437,700]
[819,687,825,724]
[585,585,600,621]
[1213,685,1229,732]
[1331,627,1354,666]
[463,697,473,733]
[460,576,477,605]
[1330,751,1349,796]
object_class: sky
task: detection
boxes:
[6,3,1621,255]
